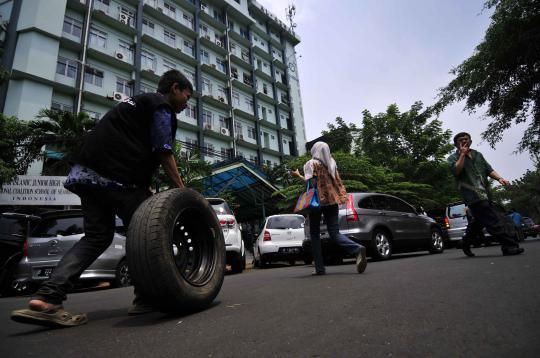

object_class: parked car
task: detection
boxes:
[303,193,444,262]
[444,202,469,244]
[253,214,305,267]
[0,213,41,296]
[11,210,130,294]
[521,217,539,238]
[207,198,245,273]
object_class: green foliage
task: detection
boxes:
[0,114,44,187]
[320,117,359,153]
[495,162,540,221]
[435,0,540,155]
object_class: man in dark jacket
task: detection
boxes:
[447,132,523,257]
[11,70,193,327]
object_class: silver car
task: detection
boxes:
[11,210,130,294]
[303,193,444,262]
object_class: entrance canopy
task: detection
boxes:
[202,158,282,221]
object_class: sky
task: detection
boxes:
[257,0,535,181]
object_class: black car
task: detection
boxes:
[303,193,444,263]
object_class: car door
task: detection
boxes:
[389,197,431,244]
[381,196,414,248]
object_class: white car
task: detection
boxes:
[253,214,305,267]
[208,198,245,273]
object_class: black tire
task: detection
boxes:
[230,253,244,274]
[112,259,132,288]
[371,228,392,260]
[259,253,267,268]
[289,259,296,266]
[127,188,226,314]
[429,228,445,254]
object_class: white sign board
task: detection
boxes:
[0,175,81,206]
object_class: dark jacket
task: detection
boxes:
[76,93,176,188]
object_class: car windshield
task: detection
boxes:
[266,216,304,230]
[448,204,466,218]
[210,201,233,215]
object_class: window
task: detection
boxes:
[249,154,257,163]
[141,50,156,71]
[33,217,84,237]
[202,78,212,94]
[164,3,176,18]
[63,16,82,38]
[184,102,196,119]
[359,197,374,209]
[51,101,74,113]
[217,86,226,100]
[262,83,268,94]
[220,147,229,158]
[232,91,240,106]
[387,197,415,214]
[142,18,155,35]
[231,66,238,79]
[271,135,275,140]
[183,40,194,56]
[163,59,176,72]
[218,115,227,129]
[84,66,103,87]
[182,13,194,29]
[241,49,249,62]
[164,30,176,47]
[185,137,198,149]
[56,57,78,78]
[116,77,132,96]
[371,196,390,211]
[228,20,234,31]
[140,84,156,93]
[200,50,210,64]
[234,0,240,3]
[203,143,214,156]
[244,96,253,112]
[202,109,213,127]
[216,58,226,73]
[247,126,256,139]
[89,27,107,48]
[118,39,133,60]
[183,69,196,87]
[200,24,209,36]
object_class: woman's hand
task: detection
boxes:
[291,169,301,177]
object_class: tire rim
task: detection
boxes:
[171,208,216,286]
[118,262,131,286]
[432,231,443,251]
[375,232,390,257]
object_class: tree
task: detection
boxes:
[434,0,540,155]
[495,162,540,221]
[0,114,44,187]
[34,109,95,175]
[320,117,359,153]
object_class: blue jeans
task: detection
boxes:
[308,204,362,273]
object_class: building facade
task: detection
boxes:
[0,0,306,174]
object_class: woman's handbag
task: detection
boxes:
[293,179,320,214]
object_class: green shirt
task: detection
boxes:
[447,149,494,205]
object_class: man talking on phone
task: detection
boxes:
[447,132,523,257]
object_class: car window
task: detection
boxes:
[387,197,415,213]
[0,216,26,236]
[210,201,233,215]
[266,216,304,229]
[32,217,84,237]
[371,196,390,210]
[358,197,374,209]
[448,204,466,218]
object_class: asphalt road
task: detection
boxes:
[1,238,539,358]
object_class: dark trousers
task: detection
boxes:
[308,204,362,273]
[464,200,519,252]
[36,186,151,305]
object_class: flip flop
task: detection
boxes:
[11,307,88,328]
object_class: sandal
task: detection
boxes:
[11,306,88,328]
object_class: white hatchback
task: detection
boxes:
[208,198,245,273]
[253,214,305,267]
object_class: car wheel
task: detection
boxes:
[289,259,295,266]
[303,256,313,265]
[112,259,132,287]
[127,188,226,314]
[371,229,392,260]
[259,253,267,268]
[429,228,444,254]
[230,253,244,274]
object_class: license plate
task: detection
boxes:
[281,247,300,253]
[36,267,54,278]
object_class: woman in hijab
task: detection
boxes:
[292,142,367,275]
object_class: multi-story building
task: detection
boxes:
[0,0,306,174]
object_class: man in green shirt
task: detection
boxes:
[447,132,523,257]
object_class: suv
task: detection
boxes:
[444,202,468,244]
[208,198,245,273]
[11,210,130,294]
[303,193,444,261]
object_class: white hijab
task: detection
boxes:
[311,141,337,179]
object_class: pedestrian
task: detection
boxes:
[447,132,523,257]
[508,208,524,241]
[291,141,367,275]
[11,70,193,327]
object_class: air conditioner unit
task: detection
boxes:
[119,14,130,25]
[113,91,127,102]
[215,40,222,46]
[220,127,230,136]
[218,96,225,102]
[115,51,125,60]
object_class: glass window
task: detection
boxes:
[163,59,176,72]
[142,18,155,35]
[63,16,82,38]
[164,2,176,18]
[232,91,240,106]
[83,109,100,120]
[183,69,196,87]
[183,40,194,56]
[244,96,253,112]
[370,195,390,211]
[247,126,256,139]
[140,84,156,93]
[89,27,107,48]
[56,57,78,78]
[200,50,210,64]
[448,203,466,218]
[184,102,196,119]
[183,13,194,29]
[32,217,84,237]
[358,197,374,209]
[118,39,134,60]
[116,76,132,96]
[141,50,156,71]
[209,200,232,215]
[266,216,304,230]
[164,29,176,47]
[387,197,415,213]
[51,101,73,113]
[84,67,104,87]
[202,78,212,94]
[216,58,226,73]
[202,109,213,126]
